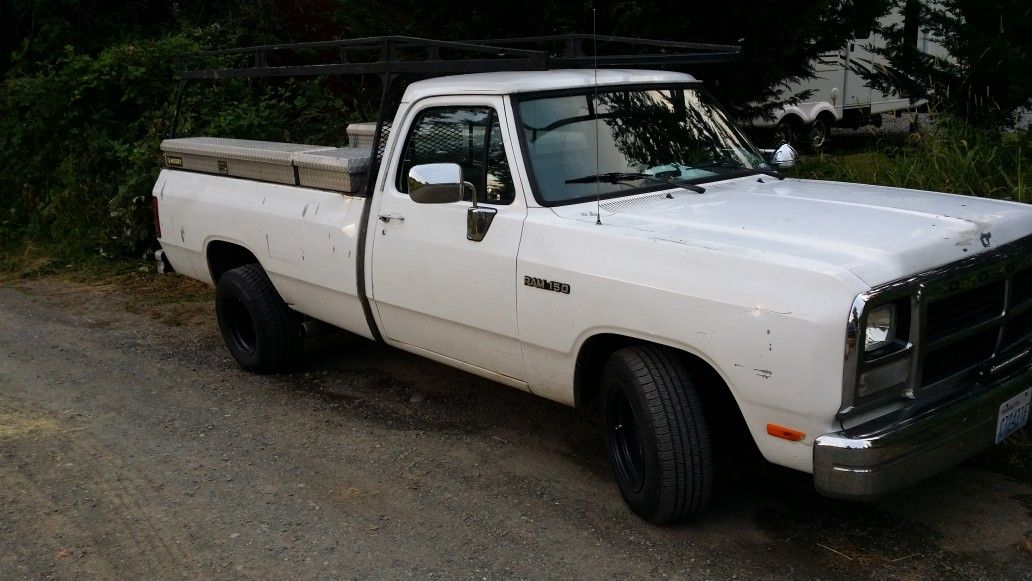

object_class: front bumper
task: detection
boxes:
[813,367,1031,500]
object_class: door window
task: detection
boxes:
[397,106,516,205]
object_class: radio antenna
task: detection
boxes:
[592,7,602,226]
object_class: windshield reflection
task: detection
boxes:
[518,86,768,203]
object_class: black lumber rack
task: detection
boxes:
[170,34,740,140]
[169,34,740,166]
[177,34,740,80]
[169,33,741,183]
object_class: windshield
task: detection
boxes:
[516,85,769,204]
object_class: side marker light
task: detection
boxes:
[767,423,806,441]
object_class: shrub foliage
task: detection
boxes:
[789,118,1030,202]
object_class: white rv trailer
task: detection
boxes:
[756,5,949,149]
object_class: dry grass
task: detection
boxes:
[0,242,212,323]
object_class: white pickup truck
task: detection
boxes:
[154,68,1032,523]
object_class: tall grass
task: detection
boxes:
[789,117,1030,203]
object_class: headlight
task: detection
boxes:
[864,304,896,352]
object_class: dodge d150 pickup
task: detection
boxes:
[154,62,1032,523]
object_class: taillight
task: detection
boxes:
[151,196,162,239]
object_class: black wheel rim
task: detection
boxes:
[224,296,257,356]
[608,388,646,494]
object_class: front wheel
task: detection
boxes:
[806,117,831,151]
[603,346,713,523]
[773,119,798,148]
[215,263,303,373]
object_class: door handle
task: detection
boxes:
[378,213,405,223]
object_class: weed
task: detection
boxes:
[789,117,1031,202]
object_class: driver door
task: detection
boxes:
[370,97,528,382]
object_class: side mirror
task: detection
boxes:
[408,163,463,204]
[769,143,800,168]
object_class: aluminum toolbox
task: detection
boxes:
[293,147,371,193]
[160,138,333,185]
[346,123,377,148]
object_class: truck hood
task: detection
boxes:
[550,176,1032,286]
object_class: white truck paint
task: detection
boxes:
[155,69,1032,514]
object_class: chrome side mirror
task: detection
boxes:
[769,143,800,168]
[409,163,463,204]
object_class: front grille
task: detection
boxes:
[1002,308,1032,349]
[920,262,1032,388]
[1013,266,1032,306]
[925,279,1005,342]
[922,328,999,385]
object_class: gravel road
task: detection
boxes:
[1,277,1030,579]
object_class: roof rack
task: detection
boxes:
[178,34,741,80]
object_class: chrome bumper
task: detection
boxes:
[813,367,1031,500]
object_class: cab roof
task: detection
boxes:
[401,69,700,102]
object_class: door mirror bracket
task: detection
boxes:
[467,207,497,241]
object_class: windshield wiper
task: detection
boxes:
[565,172,705,193]
[654,177,705,193]
[565,172,652,184]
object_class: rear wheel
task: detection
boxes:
[215,263,303,373]
[602,346,713,523]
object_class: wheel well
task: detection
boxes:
[207,241,260,284]
[574,335,752,451]
[814,110,837,127]
[776,113,803,129]
[574,334,639,407]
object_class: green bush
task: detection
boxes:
[0,28,358,259]
[788,119,1030,202]
[1,34,194,254]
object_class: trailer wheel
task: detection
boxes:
[602,346,713,523]
[806,117,831,151]
[216,263,303,373]
[773,118,799,148]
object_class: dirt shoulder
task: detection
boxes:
[1,273,1029,579]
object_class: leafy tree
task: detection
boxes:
[601,0,894,120]
[859,0,1032,126]
[326,0,892,120]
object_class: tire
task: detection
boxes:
[215,263,303,373]
[602,346,713,523]
[805,117,831,151]
[773,118,798,148]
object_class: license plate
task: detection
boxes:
[995,388,1031,444]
